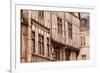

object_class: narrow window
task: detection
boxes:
[81,36,85,46]
[32,31,35,53]
[81,55,86,60]
[57,17,62,34]
[38,34,44,55]
[68,22,72,39]
[65,49,71,60]
[38,11,44,18]
[53,46,60,60]
[47,37,50,57]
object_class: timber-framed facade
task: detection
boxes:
[20,10,81,63]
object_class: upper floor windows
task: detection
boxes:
[81,19,87,28]
[68,22,72,39]
[57,17,62,34]
[38,34,44,55]
[38,11,44,18]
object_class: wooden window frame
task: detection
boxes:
[81,36,85,46]
[47,37,50,57]
[57,17,62,34]
[68,22,72,39]
[32,31,35,53]
[38,11,44,18]
[38,34,44,55]
[53,46,60,60]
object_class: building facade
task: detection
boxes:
[78,16,90,60]
[20,10,81,63]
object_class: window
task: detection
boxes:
[68,22,72,39]
[57,17,62,34]
[81,19,87,27]
[71,51,77,60]
[47,37,50,57]
[53,46,60,60]
[38,34,44,55]
[81,36,85,46]
[81,19,88,28]
[81,55,86,60]
[32,31,35,53]
[38,11,44,18]
[65,49,71,60]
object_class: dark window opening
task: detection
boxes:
[57,17,62,34]
[32,31,35,53]
[38,34,44,55]
[68,22,72,39]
